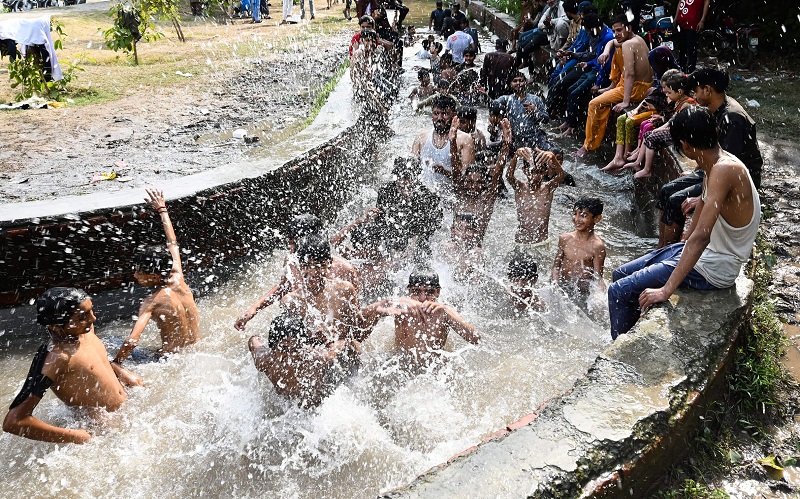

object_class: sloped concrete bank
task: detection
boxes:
[386,275,753,498]
[0,71,377,319]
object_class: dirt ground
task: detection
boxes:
[0,6,356,203]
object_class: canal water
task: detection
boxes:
[0,36,658,498]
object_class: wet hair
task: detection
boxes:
[662,71,692,94]
[408,268,441,289]
[432,42,443,52]
[268,313,307,350]
[463,47,477,57]
[36,287,90,326]
[392,156,422,179]
[457,105,477,120]
[417,68,430,80]
[436,78,451,90]
[421,39,431,50]
[360,29,378,42]
[440,52,454,66]
[507,253,538,280]
[510,70,526,82]
[611,13,631,28]
[495,38,509,50]
[296,235,332,264]
[689,67,729,93]
[134,245,173,277]
[582,12,602,30]
[488,101,504,116]
[669,106,718,152]
[574,197,603,216]
[359,15,374,26]
[286,214,323,240]
[432,94,457,112]
[464,162,488,177]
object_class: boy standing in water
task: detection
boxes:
[361,269,480,368]
[4,288,142,443]
[113,189,199,364]
[507,253,546,313]
[506,147,566,244]
[551,197,607,299]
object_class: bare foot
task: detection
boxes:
[622,160,642,171]
[573,146,590,158]
[557,127,576,138]
[625,149,639,161]
[601,157,626,172]
[633,169,652,179]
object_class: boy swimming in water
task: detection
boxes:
[248,313,361,407]
[113,189,199,364]
[4,288,142,443]
[361,268,479,368]
[551,197,607,300]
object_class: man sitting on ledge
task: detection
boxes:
[607,106,760,339]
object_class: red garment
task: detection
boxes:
[349,32,361,57]
[675,0,705,31]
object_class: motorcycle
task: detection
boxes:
[698,7,759,68]
[640,3,675,51]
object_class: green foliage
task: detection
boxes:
[730,235,790,415]
[483,0,521,18]
[657,479,730,498]
[102,0,168,63]
[7,22,87,101]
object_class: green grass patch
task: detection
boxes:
[302,56,349,127]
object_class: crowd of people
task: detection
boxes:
[4,0,763,443]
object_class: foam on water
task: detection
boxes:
[0,34,657,498]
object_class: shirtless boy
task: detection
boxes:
[361,269,480,368]
[248,313,361,407]
[234,214,359,331]
[114,189,199,364]
[454,118,512,240]
[507,253,546,313]
[4,288,142,443]
[551,197,607,297]
[440,212,485,281]
[281,235,365,344]
[506,147,566,244]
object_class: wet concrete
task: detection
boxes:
[385,276,753,498]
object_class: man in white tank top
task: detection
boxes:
[412,95,475,198]
[608,106,760,339]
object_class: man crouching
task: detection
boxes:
[4,288,142,443]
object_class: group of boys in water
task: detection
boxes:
[4,9,761,445]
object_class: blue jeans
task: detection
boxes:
[565,69,597,128]
[548,58,578,88]
[251,0,260,20]
[608,243,717,339]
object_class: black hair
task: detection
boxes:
[296,235,332,264]
[417,68,430,79]
[433,41,443,52]
[669,106,718,153]
[582,12,602,29]
[457,105,477,120]
[286,214,323,240]
[464,162,487,176]
[358,15,374,26]
[436,78,452,89]
[436,0,443,5]
[268,313,307,350]
[610,13,631,27]
[36,287,90,326]
[421,39,431,50]
[392,156,422,179]
[574,197,604,216]
[459,17,469,26]
[510,70,526,82]
[662,71,692,94]
[507,254,538,280]
[489,101,504,116]
[563,0,579,15]
[440,52,453,66]
[463,47,477,56]
[134,245,173,277]
[408,268,441,289]
[360,29,378,41]
[432,94,457,112]
[689,67,729,93]
[495,38,509,50]
[454,211,479,227]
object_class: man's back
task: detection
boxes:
[622,35,654,83]
[148,278,199,352]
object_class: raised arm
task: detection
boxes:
[145,188,183,277]
[488,119,512,190]
[505,148,522,190]
[443,305,480,344]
